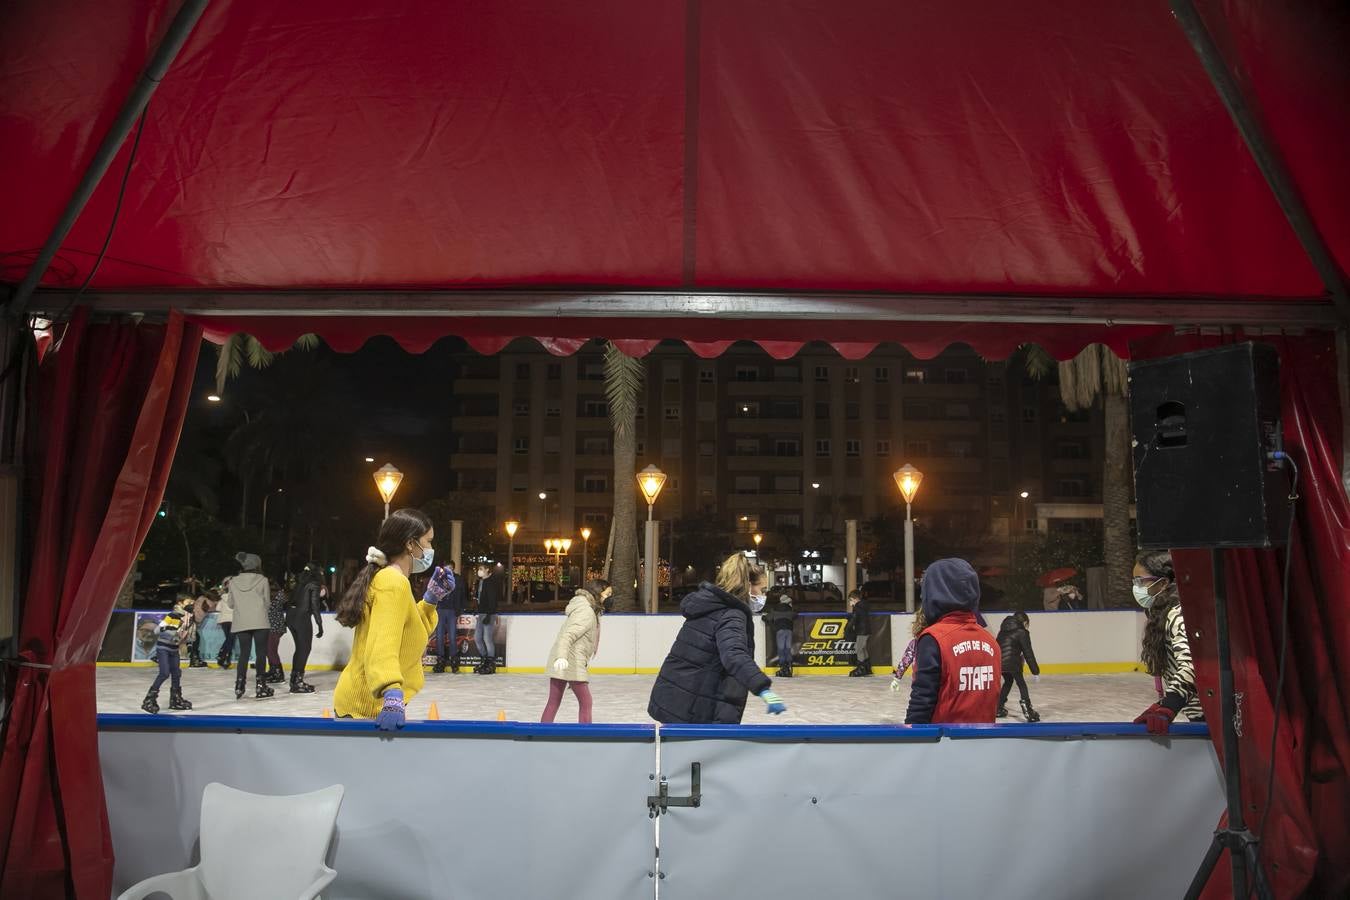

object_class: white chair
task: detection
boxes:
[116,782,344,900]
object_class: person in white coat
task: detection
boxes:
[540,579,611,724]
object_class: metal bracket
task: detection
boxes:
[647,762,701,818]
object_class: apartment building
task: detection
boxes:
[446,341,1108,559]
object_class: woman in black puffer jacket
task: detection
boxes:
[648,553,787,724]
[997,611,1041,721]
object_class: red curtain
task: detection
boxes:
[0,309,200,898]
[1133,331,1349,897]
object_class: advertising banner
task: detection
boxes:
[423,613,506,668]
[770,613,892,670]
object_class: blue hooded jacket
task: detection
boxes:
[906,558,987,724]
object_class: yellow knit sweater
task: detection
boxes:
[333,566,437,718]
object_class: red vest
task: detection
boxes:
[921,611,1001,723]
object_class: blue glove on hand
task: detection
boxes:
[759,689,786,715]
[376,689,406,732]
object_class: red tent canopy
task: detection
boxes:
[2,0,1347,357]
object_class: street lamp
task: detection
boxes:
[580,527,592,582]
[893,464,924,613]
[1012,490,1031,574]
[373,464,403,520]
[752,533,763,551]
[505,520,519,600]
[637,465,667,613]
[262,488,283,540]
[206,393,221,403]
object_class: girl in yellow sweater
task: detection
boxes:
[333,508,440,729]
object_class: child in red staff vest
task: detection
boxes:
[905,558,1001,724]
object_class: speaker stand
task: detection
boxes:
[1183,549,1272,900]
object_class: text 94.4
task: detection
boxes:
[807,655,838,666]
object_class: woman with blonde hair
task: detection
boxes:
[333,508,442,729]
[648,552,787,724]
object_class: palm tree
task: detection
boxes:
[603,342,644,611]
[1026,343,1132,606]
[214,332,318,395]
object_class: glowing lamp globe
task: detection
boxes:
[893,465,923,505]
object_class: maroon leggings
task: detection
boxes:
[541,677,593,724]
[267,632,283,669]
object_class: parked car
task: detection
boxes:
[779,582,843,605]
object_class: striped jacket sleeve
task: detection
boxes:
[1161,605,1198,713]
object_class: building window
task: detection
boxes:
[699,441,716,457]
[844,367,860,383]
[582,437,609,455]
[734,476,760,494]
[513,438,529,454]
[874,367,889,383]
[904,368,927,384]
[734,365,760,382]
[513,402,529,417]
[845,439,861,457]
[582,475,608,493]
[845,402,860,420]
[664,405,681,420]
[635,441,646,456]
[546,405,561,418]
[945,402,972,419]
[736,515,760,533]
[905,440,931,457]
[1022,406,1038,423]
[944,368,969,384]
[876,440,890,456]
[774,438,800,457]
[583,400,608,417]
[773,365,799,382]
[582,512,608,527]
[775,513,802,530]
[734,401,759,418]
[815,439,831,456]
[663,361,681,383]
[546,363,562,380]
[515,363,530,380]
[698,366,715,383]
[1056,478,1088,498]
[814,365,829,383]
[814,401,830,419]
[948,440,974,458]
[662,437,682,457]
[581,362,604,381]
[774,475,802,494]
[903,400,933,420]
[735,438,760,456]
[1055,440,1089,459]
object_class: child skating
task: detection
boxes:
[141,603,193,714]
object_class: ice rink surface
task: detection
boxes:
[99,666,1166,725]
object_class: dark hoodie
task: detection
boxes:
[905,558,986,724]
[648,582,772,724]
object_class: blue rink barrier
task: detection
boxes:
[99,715,1222,899]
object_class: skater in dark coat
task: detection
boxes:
[764,595,796,677]
[649,553,786,724]
[996,611,1041,721]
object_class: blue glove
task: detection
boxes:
[376,689,406,731]
[759,689,786,715]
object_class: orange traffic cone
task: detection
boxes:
[427,701,440,721]
[497,709,507,722]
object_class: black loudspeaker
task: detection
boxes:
[1129,342,1289,549]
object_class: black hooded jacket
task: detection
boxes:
[998,616,1040,676]
[648,582,772,724]
[764,600,795,636]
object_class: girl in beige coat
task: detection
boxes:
[540,579,611,723]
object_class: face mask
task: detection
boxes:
[411,544,435,574]
[749,593,766,612]
[1132,583,1156,609]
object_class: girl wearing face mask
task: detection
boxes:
[1132,550,1203,734]
[333,508,442,729]
[541,579,612,724]
[648,552,787,724]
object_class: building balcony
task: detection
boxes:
[902,383,984,400]
[725,455,803,471]
[449,453,499,467]
[452,378,503,393]
[725,381,805,396]
[453,416,501,431]
[901,419,983,436]
[725,493,805,511]
[724,418,804,434]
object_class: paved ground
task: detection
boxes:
[99,666,1160,725]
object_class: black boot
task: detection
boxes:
[189,649,207,668]
[169,686,192,711]
[485,658,497,674]
[1021,699,1041,722]
[996,704,1009,718]
[141,690,160,714]
[432,661,446,674]
[234,676,246,700]
[848,664,865,677]
[450,658,461,674]
[290,674,316,694]
[267,665,286,684]
[256,677,275,699]
[217,651,232,670]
